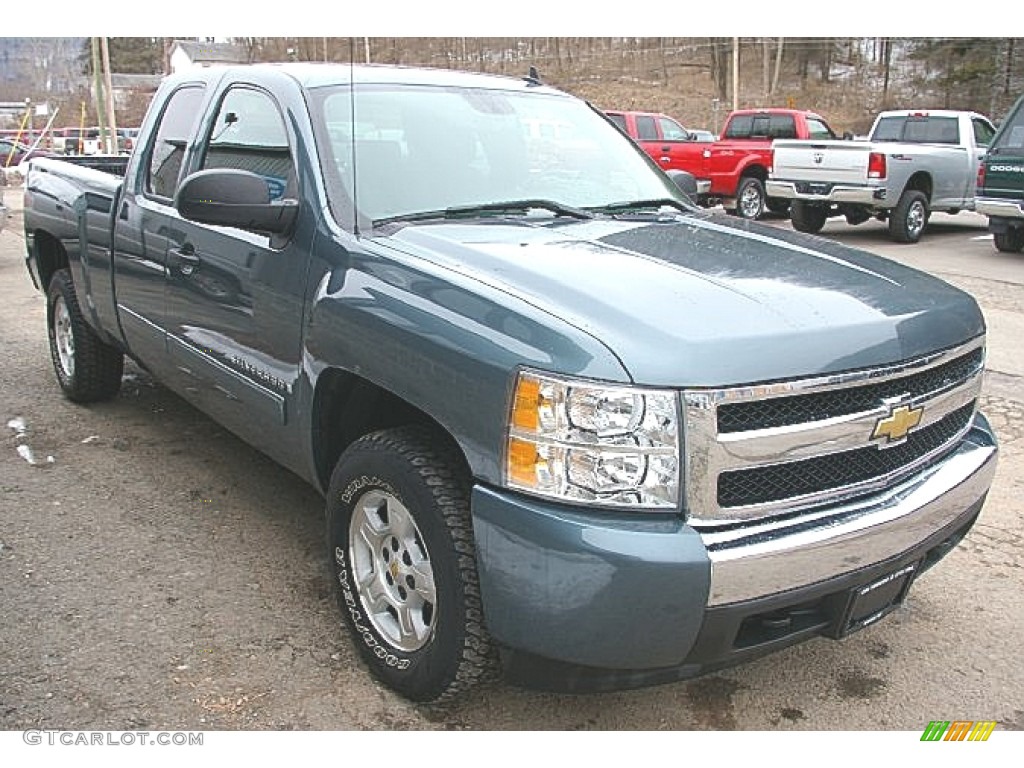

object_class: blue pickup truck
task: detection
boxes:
[22,63,998,702]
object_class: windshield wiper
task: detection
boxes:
[587,198,693,215]
[373,199,593,227]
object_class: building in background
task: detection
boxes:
[169,40,247,73]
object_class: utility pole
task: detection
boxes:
[100,37,118,154]
[762,38,770,106]
[90,38,107,155]
[732,37,740,111]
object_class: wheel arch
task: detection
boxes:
[903,172,933,200]
[32,229,70,293]
[738,161,768,183]
[311,368,473,494]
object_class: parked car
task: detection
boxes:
[603,109,713,200]
[768,109,996,243]
[0,138,55,168]
[975,94,1024,253]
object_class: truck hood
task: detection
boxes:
[376,212,984,387]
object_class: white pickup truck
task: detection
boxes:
[767,109,996,243]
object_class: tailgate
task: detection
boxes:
[771,140,871,185]
[982,153,1024,202]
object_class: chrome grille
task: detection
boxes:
[683,338,985,526]
[718,402,975,508]
[717,347,983,433]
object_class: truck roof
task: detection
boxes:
[726,107,825,119]
[874,108,990,120]
[161,62,568,96]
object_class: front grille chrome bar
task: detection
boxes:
[682,337,985,527]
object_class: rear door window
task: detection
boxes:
[724,115,752,138]
[767,114,796,139]
[635,115,657,141]
[145,86,206,200]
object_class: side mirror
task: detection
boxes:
[175,168,298,234]
[842,131,855,141]
[666,169,699,204]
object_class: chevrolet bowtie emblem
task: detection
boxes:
[872,404,924,444]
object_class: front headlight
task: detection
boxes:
[505,369,680,509]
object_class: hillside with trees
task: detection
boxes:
[1,37,1021,133]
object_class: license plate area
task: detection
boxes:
[838,561,919,636]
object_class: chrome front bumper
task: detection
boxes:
[700,418,997,605]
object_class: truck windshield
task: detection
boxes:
[308,83,685,231]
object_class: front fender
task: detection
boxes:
[303,239,631,485]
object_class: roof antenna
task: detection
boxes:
[524,66,542,86]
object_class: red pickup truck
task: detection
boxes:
[607,107,840,219]
[604,110,714,201]
[707,108,840,218]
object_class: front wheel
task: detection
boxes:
[733,176,766,220]
[326,426,497,702]
[47,269,124,403]
[888,190,929,244]
[993,228,1024,253]
[790,200,828,234]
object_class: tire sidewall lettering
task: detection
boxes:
[333,501,413,671]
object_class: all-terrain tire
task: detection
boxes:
[47,269,124,403]
[325,425,498,703]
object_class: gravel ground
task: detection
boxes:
[2,185,1022,736]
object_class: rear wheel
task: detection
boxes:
[733,176,766,220]
[326,426,497,702]
[888,190,929,244]
[993,228,1024,253]
[790,200,828,234]
[47,269,124,403]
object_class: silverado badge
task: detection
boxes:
[872,404,924,444]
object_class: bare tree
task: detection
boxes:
[771,38,784,99]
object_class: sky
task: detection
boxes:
[22,2,993,39]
